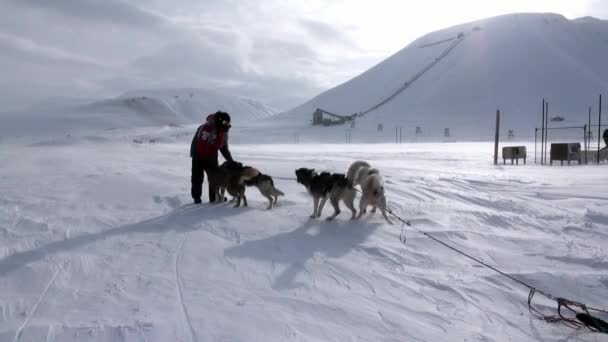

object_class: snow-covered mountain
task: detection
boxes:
[0,88,278,140]
[119,88,278,122]
[278,13,608,140]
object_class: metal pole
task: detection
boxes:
[598,94,602,165]
[494,110,500,165]
[534,128,537,164]
[545,102,549,164]
[584,125,587,164]
[589,106,592,151]
[541,99,545,165]
[395,127,398,144]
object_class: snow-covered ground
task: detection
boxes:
[0,132,607,341]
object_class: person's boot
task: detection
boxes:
[194,198,202,204]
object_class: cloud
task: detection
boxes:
[0,32,106,68]
[5,0,604,114]
[298,18,358,48]
[9,0,165,29]
[586,0,608,18]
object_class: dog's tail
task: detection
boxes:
[273,187,285,197]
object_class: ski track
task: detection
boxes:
[13,267,60,342]
[174,236,198,342]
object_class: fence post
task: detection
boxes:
[494,110,500,165]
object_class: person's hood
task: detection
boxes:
[206,114,216,125]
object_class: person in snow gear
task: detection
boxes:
[603,129,608,150]
[190,111,235,204]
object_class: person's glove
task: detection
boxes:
[225,160,242,169]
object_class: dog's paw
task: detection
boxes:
[309,214,317,219]
[325,217,335,221]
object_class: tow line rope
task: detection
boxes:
[382,201,608,333]
[273,175,607,332]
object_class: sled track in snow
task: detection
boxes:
[175,237,198,342]
[13,268,60,342]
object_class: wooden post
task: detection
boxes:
[494,110,500,165]
[541,99,545,165]
[598,94,602,165]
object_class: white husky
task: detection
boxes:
[357,173,393,224]
[346,160,379,188]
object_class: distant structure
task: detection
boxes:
[312,108,357,126]
[416,126,422,134]
[508,129,514,139]
[444,128,450,137]
[377,123,383,132]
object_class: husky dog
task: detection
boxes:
[211,161,260,207]
[244,173,285,209]
[347,160,379,188]
[357,173,393,224]
[347,161,370,184]
[295,168,356,220]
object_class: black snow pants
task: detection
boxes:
[191,158,219,203]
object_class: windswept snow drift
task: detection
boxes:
[278,13,608,140]
[0,131,606,341]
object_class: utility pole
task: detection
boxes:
[541,99,545,165]
[494,110,500,165]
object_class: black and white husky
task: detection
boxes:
[295,168,356,220]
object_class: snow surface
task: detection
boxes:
[1,128,607,341]
[1,11,608,342]
[278,13,608,140]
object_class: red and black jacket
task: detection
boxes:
[190,115,233,162]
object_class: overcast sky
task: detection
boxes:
[1,0,607,112]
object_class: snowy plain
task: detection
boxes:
[0,128,607,341]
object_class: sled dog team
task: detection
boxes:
[190,111,391,224]
[212,160,392,224]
